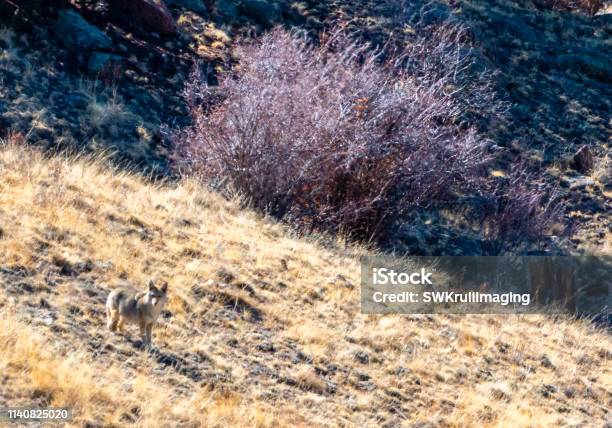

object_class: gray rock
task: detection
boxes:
[420,2,451,26]
[356,380,376,391]
[540,355,555,369]
[54,10,112,52]
[354,351,369,364]
[214,0,239,21]
[491,15,538,42]
[571,145,594,174]
[541,383,558,397]
[109,0,177,35]
[87,52,123,75]
[256,341,275,352]
[564,386,577,398]
[238,0,281,26]
[165,0,207,14]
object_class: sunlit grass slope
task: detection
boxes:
[0,143,610,427]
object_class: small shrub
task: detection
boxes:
[482,169,566,254]
[175,27,494,241]
[592,152,611,186]
[80,84,136,140]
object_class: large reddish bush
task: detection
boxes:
[175,26,564,250]
[175,27,497,240]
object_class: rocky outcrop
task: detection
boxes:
[571,145,595,174]
[54,10,112,52]
[87,52,123,76]
[110,0,177,35]
[213,0,239,21]
[0,0,68,18]
[165,0,207,14]
[238,0,283,26]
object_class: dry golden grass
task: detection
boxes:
[0,143,610,427]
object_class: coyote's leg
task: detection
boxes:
[116,317,124,332]
[145,323,153,347]
[107,309,119,332]
[139,321,147,345]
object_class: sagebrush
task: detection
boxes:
[482,169,567,254]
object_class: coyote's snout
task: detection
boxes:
[106,280,169,347]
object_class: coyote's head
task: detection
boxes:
[146,280,169,308]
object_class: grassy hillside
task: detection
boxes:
[0,143,610,427]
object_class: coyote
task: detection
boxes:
[106,280,169,347]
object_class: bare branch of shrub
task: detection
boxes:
[482,169,567,255]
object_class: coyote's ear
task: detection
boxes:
[148,280,155,290]
[161,281,168,293]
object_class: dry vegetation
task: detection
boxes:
[0,143,610,427]
[176,26,496,241]
[538,0,607,15]
[175,27,566,254]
